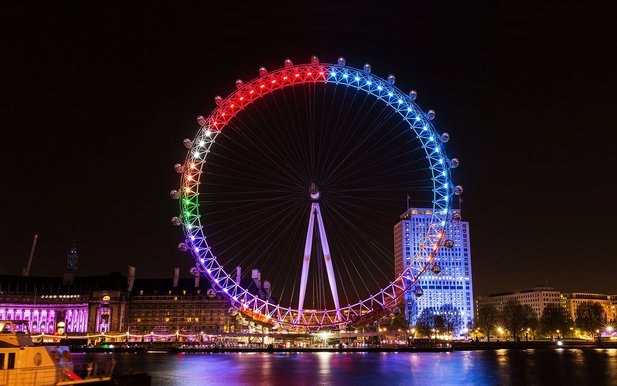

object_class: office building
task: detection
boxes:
[394,208,474,332]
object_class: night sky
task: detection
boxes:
[3,1,616,296]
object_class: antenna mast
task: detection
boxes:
[22,234,38,276]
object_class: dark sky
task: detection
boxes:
[2,1,616,296]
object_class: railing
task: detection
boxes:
[0,359,113,385]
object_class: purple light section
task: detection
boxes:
[0,303,88,334]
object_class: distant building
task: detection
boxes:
[0,272,128,334]
[562,292,617,323]
[0,243,281,336]
[126,270,235,335]
[476,286,561,318]
[394,208,474,331]
[125,267,274,336]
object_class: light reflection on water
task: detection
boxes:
[75,349,617,386]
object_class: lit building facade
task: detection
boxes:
[394,208,474,331]
[0,273,127,334]
[1,243,276,337]
[125,267,274,336]
[476,286,561,318]
[562,292,617,323]
[126,277,235,335]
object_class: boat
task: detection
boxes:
[0,320,112,385]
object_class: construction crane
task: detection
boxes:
[22,234,38,276]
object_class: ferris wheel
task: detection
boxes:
[171,56,462,329]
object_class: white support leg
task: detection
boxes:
[314,204,343,322]
[297,203,317,322]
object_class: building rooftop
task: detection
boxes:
[484,286,558,297]
[0,272,127,295]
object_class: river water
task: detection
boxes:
[75,349,617,385]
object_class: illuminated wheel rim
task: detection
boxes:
[175,57,456,328]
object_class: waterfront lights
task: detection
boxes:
[318,332,331,341]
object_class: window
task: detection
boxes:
[0,353,4,369]
[7,353,15,369]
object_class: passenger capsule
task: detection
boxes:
[310,55,319,65]
[196,116,207,126]
[178,242,188,252]
[414,287,424,297]
[183,138,193,149]
[427,110,436,120]
[284,58,293,67]
[449,158,460,169]
[455,185,464,195]
[363,63,372,73]
[387,74,396,85]
[259,67,268,77]
[214,96,223,106]
[171,216,182,226]
[409,90,417,101]
[445,239,455,249]
[174,164,184,173]
[235,79,244,89]
[431,264,442,274]
[170,190,180,199]
[440,132,450,143]
[337,57,346,66]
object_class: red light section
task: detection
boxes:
[208,66,331,133]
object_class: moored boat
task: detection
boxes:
[0,320,113,385]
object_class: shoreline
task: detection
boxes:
[68,340,617,354]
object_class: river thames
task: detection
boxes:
[76,349,617,385]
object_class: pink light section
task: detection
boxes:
[0,303,88,334]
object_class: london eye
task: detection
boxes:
[171,56,461,329]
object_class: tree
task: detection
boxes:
[575,302,605,335]
[540,304,570,337]
[520,304,538,337]
[415,307,436,338]
[476,304,498,342]
[439,304,463,336]
[499,299,535,340]
[389,314,410,331]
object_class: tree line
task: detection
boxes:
[475,299,606,340]
[414,304,464,337]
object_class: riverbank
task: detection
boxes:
[66,339,617,353]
